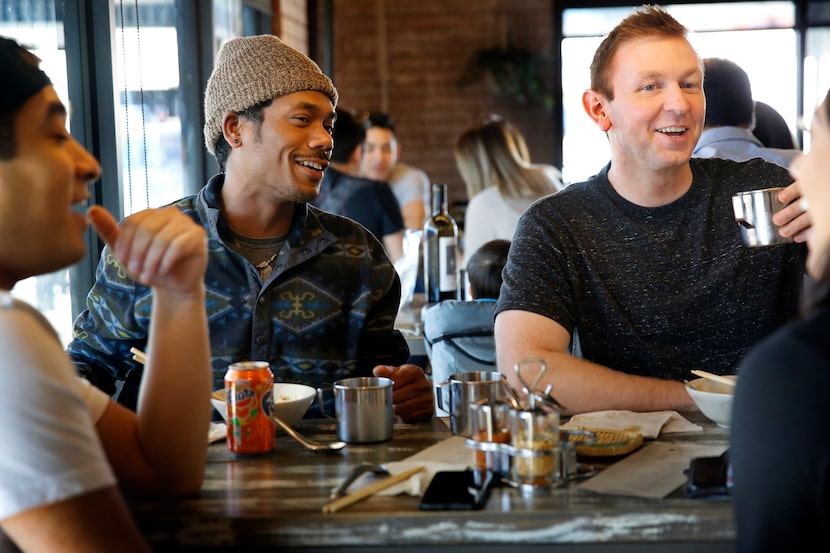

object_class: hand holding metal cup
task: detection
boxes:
[732,187,795,247]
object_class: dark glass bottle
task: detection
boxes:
[423,183,459,302]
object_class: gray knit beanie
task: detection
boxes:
[203,34,338,155]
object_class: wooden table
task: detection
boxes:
[129,416,733,552]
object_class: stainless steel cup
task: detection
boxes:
[732,187,794,247]
[436,371,505,436]
[318,377,394,443]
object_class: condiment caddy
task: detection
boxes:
[464,358,598,492]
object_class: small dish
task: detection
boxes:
[686,377,735,428]
[211,382,315,427]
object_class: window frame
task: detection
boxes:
[59,0,275,324]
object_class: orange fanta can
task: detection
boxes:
[224,361,276,455]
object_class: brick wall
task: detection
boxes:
[325,0,557,208]
[274,0,309,53]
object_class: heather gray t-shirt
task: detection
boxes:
[496,157,807,379]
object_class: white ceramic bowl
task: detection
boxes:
[211,383,316,427]
[685,376,736,428]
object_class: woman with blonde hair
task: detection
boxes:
[455,114,563,266]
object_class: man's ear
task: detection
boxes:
[350,143,363,165]
[222,112,242,148]
[583,89,612,132]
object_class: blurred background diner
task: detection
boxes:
[454,114,562,266]
[359,111,431,232]
[753,100,799,150]
[693,57,799,167]
[315,107,405,262]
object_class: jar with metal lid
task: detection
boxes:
[468,400,511,477]
[509,406,560,490]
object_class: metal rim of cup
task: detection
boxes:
[334,376,394,390]
[448,371,503,383]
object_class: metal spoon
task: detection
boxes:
[271,414,346,451]
[330,462,390,498]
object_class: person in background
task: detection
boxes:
[454,114,563,267]
[359,111,431,231]
[693,57,798,167]
[730,88,830,553]
[495,6,809,415]
[0,37,211,552]
[315,107,404,262]
[753,100,798,150]
[423,239,509,386]
[68,35,434,423]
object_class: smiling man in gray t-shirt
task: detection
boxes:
[495,6,809,415]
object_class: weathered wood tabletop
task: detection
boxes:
[130,415,733,552]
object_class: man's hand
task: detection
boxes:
[775,181,812,243]
[88,205,208,294]
[373,364,434,422]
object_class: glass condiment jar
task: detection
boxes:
[509,406,560,490]
[468,400,511,479]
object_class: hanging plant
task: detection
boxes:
[456,42,554,109]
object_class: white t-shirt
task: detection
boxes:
[463,165,561,265]
[388,163,430,210]
[462,186,539,266]
[0,291,114,521]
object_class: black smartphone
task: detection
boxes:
[419,470,493,511]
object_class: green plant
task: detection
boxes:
[457,43,553,109]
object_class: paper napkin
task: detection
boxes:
[577,441,727,498]
[208,422,227,444]
[334,435,472,497]
[561,410,701,439]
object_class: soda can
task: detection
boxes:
[224,361,276,455]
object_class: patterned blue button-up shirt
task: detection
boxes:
[68,174,409,413]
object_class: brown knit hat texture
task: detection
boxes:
[203,34,338,155]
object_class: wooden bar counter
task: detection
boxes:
[129,416,733,552]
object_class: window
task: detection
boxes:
[114,0,184,215]
[1,0,272,346]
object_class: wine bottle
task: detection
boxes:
[423,183,459,302]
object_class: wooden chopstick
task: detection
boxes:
[130,347,147,365]
[322,465,424,514]
[131,347,228,405]
[690,370,737,387]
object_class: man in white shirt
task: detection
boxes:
[0,36,211,552]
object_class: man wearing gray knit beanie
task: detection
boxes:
[69,34,436,423]
[203,34,337,160]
